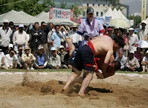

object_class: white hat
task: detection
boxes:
[59,45,64,49]
[8,44,13,48]
[141,20,147,25]
[19,24,24,28]
[129,51,134,54]
[129,28,134,31]
[38,45,44,49]
[3,19,9,23]
[24,46,30,50]
[146,50,148,53]
[72,23,78,28]
[50,47,56,51]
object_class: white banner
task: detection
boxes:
[141,0,147,20]
[50,7,73,20]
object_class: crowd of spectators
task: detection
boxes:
[0,19,147,73]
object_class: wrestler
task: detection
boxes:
[65,38,120,79]
[63,36,124,97]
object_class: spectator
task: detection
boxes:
[115,50,127,71]
[13,24,28,53]
[48,47,61,69]
[4,48,17,69]
[134,47,143,71]
[69,23,82,49]
[77,7,105,45]
[141,50,148,72]
[128,28,139,52]
[40,21,49,59]
[51,25,64,49]
[119,28,129,56]
[138,20,148,41]
[5,43,13,54]
[106,27,113,37]
[125,51,140,72]
[113,27,119,37]
[60,25,67,39]
[34,45,48,69]
[9,21,16,44]
[22,46,36,70]
[58,45,68,69]
[47,22,55,56]
[30,22,42,54]
[16,45,23,69]
[0,19,12,53]
[0,49,7,69]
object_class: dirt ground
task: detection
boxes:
[0,72,148,108]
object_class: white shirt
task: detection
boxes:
[115,55,127,69]
[128,33,139,52]
[69,31,82,43]
[4,54,13,67]
[13,30,28,45]
[138,28,148,40]
[142,56,148,62]
[0,27,12,47]
[0,52,5,66]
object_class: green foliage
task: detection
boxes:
[129,15,141,27]
[0,0,53,16]
[60,3,67,9]
[70,3,83,19]
[0,0,83,18]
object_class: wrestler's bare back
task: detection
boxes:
[91,36,114,56]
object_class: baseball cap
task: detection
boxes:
[3,19,9,23]
[8,44,13,48]
[24,46,30,50]
[19,24,24,28]
[86,7,94,14]
[129,51,134,54]
[59,45,64,49]
[129,28,134,31]
[38,45,44,50]
[50,47,56,51]
[71,23,78,28]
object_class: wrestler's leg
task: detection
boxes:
[65,38,75,57]
[63,72,79,91]
[78,72,93,97]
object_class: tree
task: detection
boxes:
[129,15,141,27]
[70,3,83,19]
[0,0,55,16]
[60,3,67,9]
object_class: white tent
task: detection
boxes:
[0,10,41,25]
[49,19,77,26]
[118,10,128,20]
[35,11,49,23]
[112,8,121,19]
[102,8,120,19]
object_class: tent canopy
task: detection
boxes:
[49,19,78,26]
[0,10,41,25]
[35,11,49,23]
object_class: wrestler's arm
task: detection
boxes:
[102,50,113,73]
[96,69,115,79]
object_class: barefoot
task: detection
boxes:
[78,92,85,98]
[61,87,72,95]
[61,86,68,93]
